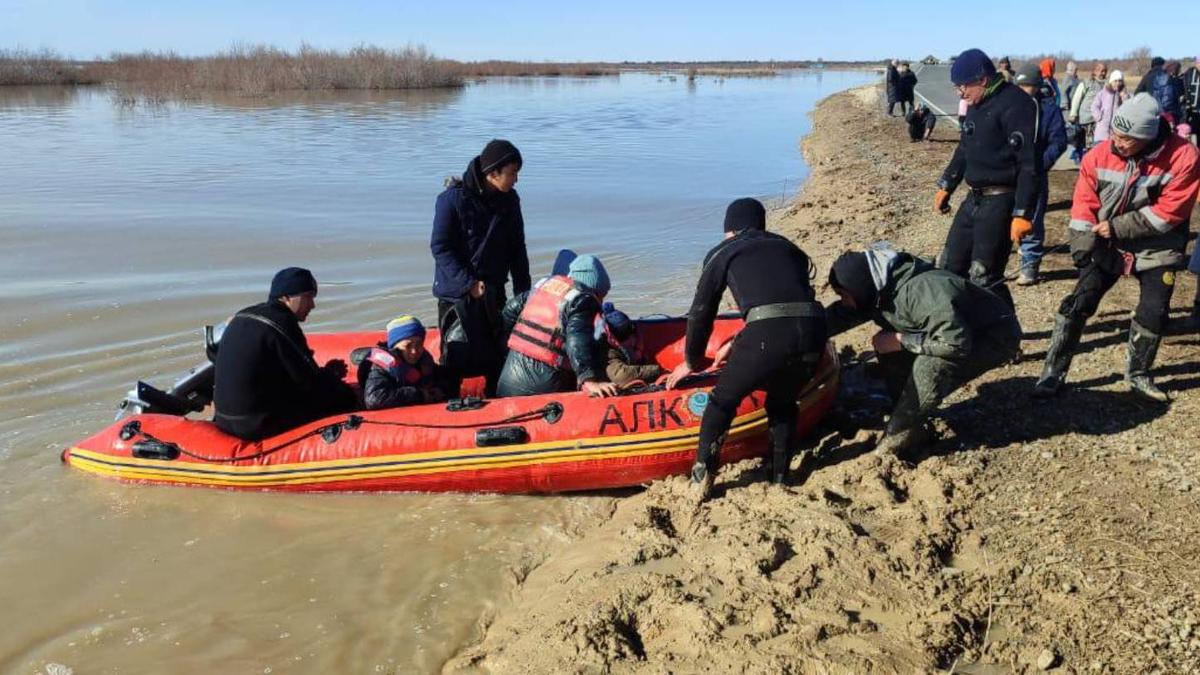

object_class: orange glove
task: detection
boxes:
[933,189,951,214]
[1010,217,1034,243]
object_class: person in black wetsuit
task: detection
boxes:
[933,48,1040,310]
[665,198,826,500]
[213,267,357,440]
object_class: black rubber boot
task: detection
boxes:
[689,431,726,503]
[1126,320,1170,403]
[767,421,795,486]
[1031,314,1086,398]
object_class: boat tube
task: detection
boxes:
[63,316,839,493]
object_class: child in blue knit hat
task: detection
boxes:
[597,303,664,386]
[362,315,452,409]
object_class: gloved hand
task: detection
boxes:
[1010,217,1034,243]
[933,189,951,214]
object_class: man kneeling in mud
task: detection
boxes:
[825,242,1021,458]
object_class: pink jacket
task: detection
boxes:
[1091,87,1127,143]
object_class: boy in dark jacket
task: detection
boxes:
[597,305,664,386]
[362,316,452,410]
[826,243,1021,459]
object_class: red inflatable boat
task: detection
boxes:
[63,317,838,493]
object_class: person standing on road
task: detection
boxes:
[664,198,826,500]
[1092,70,1129,144]
[1068,62,1107,162]
[933,48,1040,309]
[897,62,918,117]
[886,59,901,116]
[1033,95,1200,402]
[430,139,531,393]
[1014,64,1069,286]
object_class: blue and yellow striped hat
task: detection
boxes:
[386,315,425,348]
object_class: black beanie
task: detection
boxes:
[479,139,523,175]
[269,267,317,301]
[828,252,877,309]
[723,198,767,233]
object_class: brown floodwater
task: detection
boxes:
[0,71,876,673]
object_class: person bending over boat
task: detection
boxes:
[496,254,619,399]
[362,315,454,410]
[213,267,358,441]
[664,198,826,499]
[825,242,1021,459]
[597,304,665,387]
[431,139,531,393]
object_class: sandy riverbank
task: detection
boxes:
[444,84,1200,674]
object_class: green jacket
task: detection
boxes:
[826,252,1019,361]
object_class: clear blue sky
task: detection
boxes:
[1,0,1193,62]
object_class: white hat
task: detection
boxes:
[1108,69,1123,83]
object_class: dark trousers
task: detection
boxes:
[696,318,825,472]
[437,289,507,394]
[878,322,1021,431]
[1059,260,1177,333]
[941,190,1016,308]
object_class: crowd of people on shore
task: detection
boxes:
[203,46,1199,499]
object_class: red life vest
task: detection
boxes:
[366,348,436,386]
[508,275,591,370]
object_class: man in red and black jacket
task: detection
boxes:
[1033,94,1200,402]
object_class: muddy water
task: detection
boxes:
[0,70,876,673]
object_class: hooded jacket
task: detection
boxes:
[938,78,1041,218]
[430,158,532,302]
[826,245,1020,361]
[1091,86,1127,143]
[1138,67,1183,120]
[1068,122,1200,272]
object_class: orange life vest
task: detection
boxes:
[508,275,591,370]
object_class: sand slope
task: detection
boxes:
[447,85,1200,674]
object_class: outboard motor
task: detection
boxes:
[116,322,226,420]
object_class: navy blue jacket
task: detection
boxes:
[1035,88,1068,174]
[430,158,532,302]
[1138,67,1183,120]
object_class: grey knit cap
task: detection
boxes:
[1111,93,1161,140]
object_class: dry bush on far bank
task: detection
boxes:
[95,44,463,98]
[0,48,102,85]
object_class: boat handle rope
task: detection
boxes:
[114,402,565,463]
[356,401,563,429]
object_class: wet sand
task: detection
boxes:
[448,85,1200,673]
